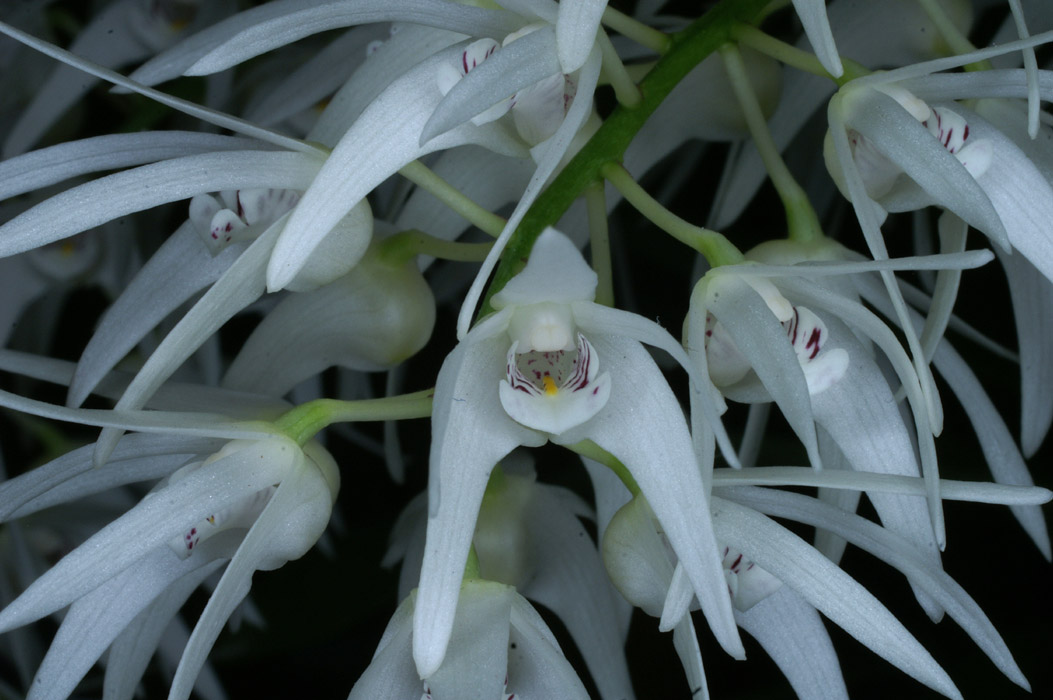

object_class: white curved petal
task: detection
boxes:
[722,487,1030,690]
[577,334,744,661]
[309,25,467,147]
[26,545,225,700]
[810,315,943,620]
[735,586,849,700]
[782,276,944,549]
[0,151,321,259]
[103,557,227,700]
[0,132,266,201]
[0,434,219,522]
[521,484,635,700]
[711,496,962,699]
[413,332,544,678]
[245,25,385,127]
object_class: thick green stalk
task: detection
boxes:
[478,0,770,317]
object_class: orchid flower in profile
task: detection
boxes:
[0,405,338,700]
[687,242,998,558]
[415,227,742,679]
[349,579,590,700]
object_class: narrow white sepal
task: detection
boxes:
[556,0,606,73]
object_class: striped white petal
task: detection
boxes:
[0,151,322,259]
[0,132,267,201]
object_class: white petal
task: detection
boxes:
[507,593,591,700]
[790,0,843,77]
[556,0,606,73]
[711,496,962,699]
[0,151,321,259]
[0,386,277,442]
[577,334,745,660]
[0,132,266,201]
[491,228,598,307]
[27,546,225,700]
[735,586,849,700]
[781,277,945,549]
[810,316,943,619]
[413,332,544,677]
[519,483,635,700]
[425,581,513,700]
[245,26,386,127]
[0,20,314,154]
[103,558,227,700]
[267,43,526,292]
[0,434,220,522]
[671,615,709,700]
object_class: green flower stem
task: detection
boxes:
[602,162,744,267]
[719,43,824,244]
[398,160,506,238]
[585,181,615,306]
[566,439,641,497]
[276,389,433,447]
[601,6,672,55]
[378,229,493,266]
[479,0,770,317]
[598,30,642,108]
[731,23,831,80]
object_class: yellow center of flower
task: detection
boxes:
[542,375,559,395]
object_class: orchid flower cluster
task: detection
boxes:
[0,0,1051,698]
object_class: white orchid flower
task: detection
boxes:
[0,385,338,700]
[387,457,635,700]
[688,243,998,552]
[415,227,743,679]
[349,580,589,700]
